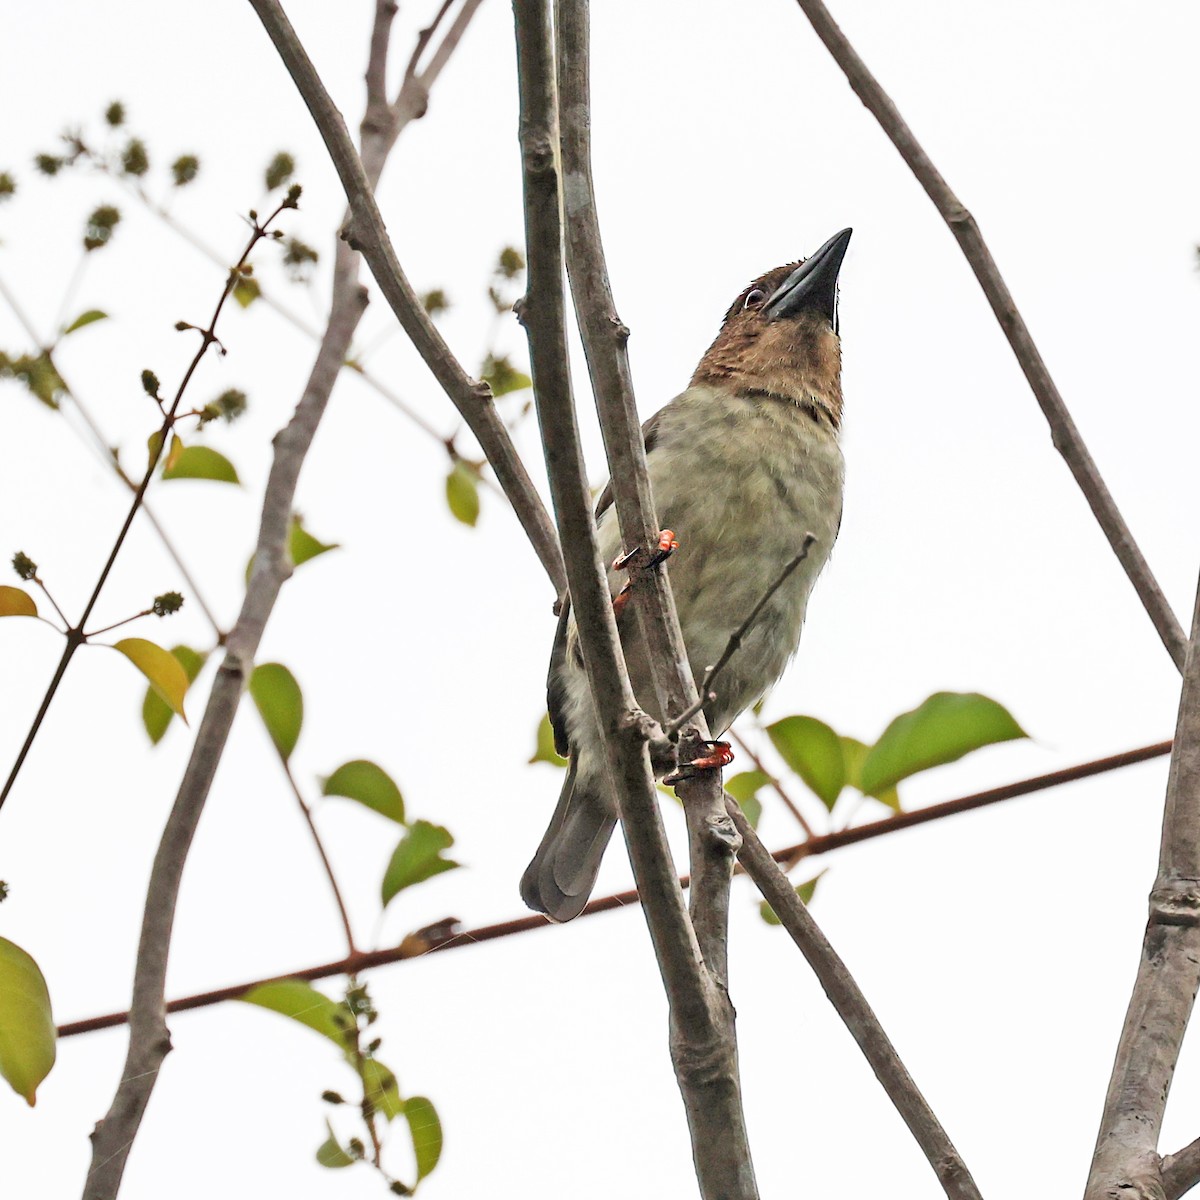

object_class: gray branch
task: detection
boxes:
[1164,1137,1200,1200]
[81,4,485,1191]
[247,0,567,597]
[535,1,756,1193]
[82,276,370,1200]
[793,0,1186,672]
[1084,573,1200,1200]
[727,800,985,1200]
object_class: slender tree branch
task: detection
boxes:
[1084,573,1200,1200]
[665,537,816,737]
[58,736,1172,1040]
[1164,1137,1200,1200]
[79,0,492,1182]
[539,2,755,1193]
[512,0,710,1030]
[81,265,369,1200]
[728,800,984,1200]
[792,0,1187,672]
[247,0,567,596]
[364,0,398,114]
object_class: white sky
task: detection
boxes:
[3,1,1200,1197]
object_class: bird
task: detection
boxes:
[521,228,852,922]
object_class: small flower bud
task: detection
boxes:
[12,551,37,581]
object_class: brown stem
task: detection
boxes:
[0,204,290,817]
[279,757,356,955]
[58,736,1172,1041]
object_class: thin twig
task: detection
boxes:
[247,0,567,597]
[279,756,357,955]
[793,0,1187,672]
[665,536,815,737]
[1084,574,1200,1199]
[1,201,294,818]
[57,736,1172,1040]
[729,801,984,1200]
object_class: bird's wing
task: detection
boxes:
[592,409,664,523]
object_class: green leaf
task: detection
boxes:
[724,769,769,805]
[142,645,207,745]
[0,938,55,1105]
[290,515,338,567]
[316,1120,356,1168]
[480,353,532,397]
[403,1096,443,1181]
[249,663,303,760]
[381,821,459,908]
[529,712,565,767]
[62,309,108,336]
[113,638,189,723]
[739,795,763,829]
[445,461,480,527]
[362,1058,403,1121]
[725,770,769,827]
[0,586,37,618]
[860,692,1028,797]
[840,735,900,811]
[767,716,844,810]
[2,351,65,408]
[232,275,260,308]
[322,760,405,824]
[240,980,354,1052]
[759,871,826,925]
[162,445,239,484]
[245,514,340,582]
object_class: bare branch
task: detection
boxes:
[728,801,984,1200]
[513,0,712,1031]
[1164,1137,1200,1200]
[546,1,755,1193]
[247,0,567,596]
[1084,574,1200,1200]
[81,266,369,1200]
[365,0,398,115]
[793,0,1187,672]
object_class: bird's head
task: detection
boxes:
[690,227,852,427]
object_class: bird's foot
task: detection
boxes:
[612,529,679,572]
[646,528,679,568]
[663,740,734,785]
[612,582,633,620]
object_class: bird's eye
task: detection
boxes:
[743,288,767,309]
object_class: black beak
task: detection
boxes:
[763,227,852,331]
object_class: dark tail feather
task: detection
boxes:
[521,763,617,922]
